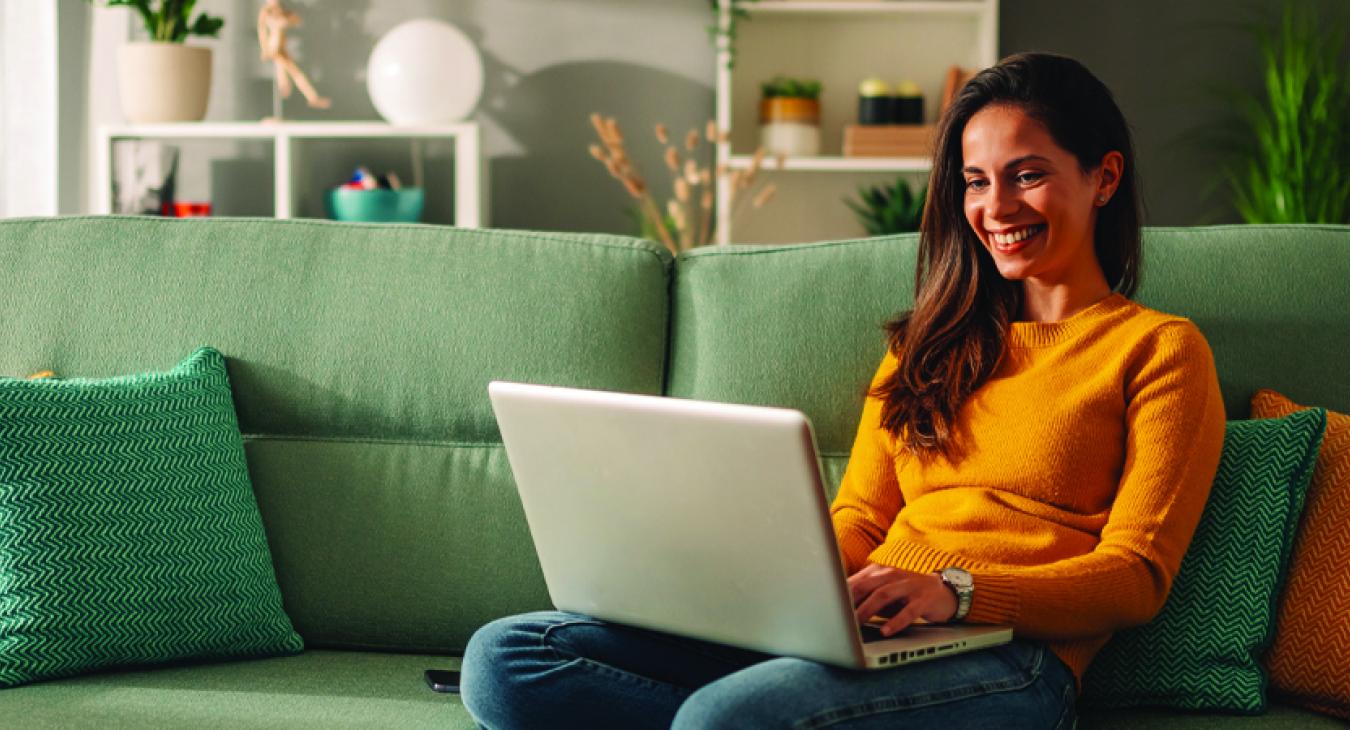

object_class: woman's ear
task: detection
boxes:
[1095,151,1124,206]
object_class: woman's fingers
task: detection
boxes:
[879,601,924,636]
[853,579,913,624]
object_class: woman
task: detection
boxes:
[460,52,1226,729]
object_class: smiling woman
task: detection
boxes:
[830,52,1225,725]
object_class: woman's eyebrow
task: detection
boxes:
[962,155,1053,174]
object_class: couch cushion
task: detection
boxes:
[0,216,670,651]
[1082,410,1325,712]
[0,650,474,729]
[1251,390,1350,719]
[0,347,303,688]
[242,436,550,653]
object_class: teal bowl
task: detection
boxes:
[326,187,425,223]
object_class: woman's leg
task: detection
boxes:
[670,638,1077,730]
[459,610,778,730]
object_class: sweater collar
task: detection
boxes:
[1006,293,1132,348]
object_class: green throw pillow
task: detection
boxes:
[0,346,303,688]
[1081,408,1326,713]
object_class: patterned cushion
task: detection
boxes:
[0,347,303,688]
[1251,390,1350,720]
[1081,408,1325,712]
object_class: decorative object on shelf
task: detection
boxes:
[939,64,977,117]
[1211,1,1349,223]
[857,78,893,125]
[162,201,212,217]
[326,166,424,223]
[86,0,223,123]
[258,0,331,121]
[588,114,779,254]
[845,177,927,236]
[857,78,923,126]
[760,76,822,157]
[891,80,924,124]
[367,19,484,125]
[843,65,970,158]
[843,124,937,158]
[113,141,175,215]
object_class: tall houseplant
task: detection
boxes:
[1222,1,1349,223]
[88,0,225,123]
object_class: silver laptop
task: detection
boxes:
[487,380,1012,670]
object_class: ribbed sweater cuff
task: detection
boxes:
[964,572,1020,626]
[867,539,1021,625]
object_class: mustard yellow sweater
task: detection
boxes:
[829,293,1226,687]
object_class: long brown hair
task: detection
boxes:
[874,52,1143,462]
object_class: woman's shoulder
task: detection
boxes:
[1116,297,1212,349]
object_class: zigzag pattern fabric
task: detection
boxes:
[0,347,303,688]
[1081,408,1325,713]
[1251,390,1350,720]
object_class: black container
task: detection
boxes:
[891,96,924,125]
[859,95,890,125]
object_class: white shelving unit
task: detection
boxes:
[94,121,485,227]
[714,0,998,244]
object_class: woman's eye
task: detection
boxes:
[1017,172,1044,184]
[965,179,987,191]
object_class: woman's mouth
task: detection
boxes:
[989,223,1046,254]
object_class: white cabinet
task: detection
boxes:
[714,1,998,244]
[94,121,485,227]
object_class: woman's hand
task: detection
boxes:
[848,563,958,636]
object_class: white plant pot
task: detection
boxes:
[117,42,212,123]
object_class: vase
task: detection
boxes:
[117,42,212,123]
[759,96,820,157]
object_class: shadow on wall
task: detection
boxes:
[481,58,713,236]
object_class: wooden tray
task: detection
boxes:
[843,124,938,158]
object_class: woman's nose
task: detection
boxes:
[987,181,1021,219]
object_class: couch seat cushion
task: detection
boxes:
[0,650,472,729]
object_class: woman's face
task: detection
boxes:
[960,104,1120,286]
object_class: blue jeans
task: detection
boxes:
[460,610,1078,729]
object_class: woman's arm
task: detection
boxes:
[829,349,905,575]
[963,322,1227,639]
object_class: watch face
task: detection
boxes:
[942,567,973,589]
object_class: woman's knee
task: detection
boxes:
[460,611,571,727]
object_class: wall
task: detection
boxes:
[66,0,1335,231]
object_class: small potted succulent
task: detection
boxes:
[845,177,927,236]
[86,0,225,123]
[760,76,822,157]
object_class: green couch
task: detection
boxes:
[0,216,1346,729]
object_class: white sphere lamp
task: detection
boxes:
[367,19,484,125]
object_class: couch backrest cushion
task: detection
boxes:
[0,216,673,652]
[668,224,1350,499]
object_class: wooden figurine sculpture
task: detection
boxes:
[258,0,331,116]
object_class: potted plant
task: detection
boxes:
[87,0,225,123]
[760,76,822,157]
[1218,2,1350,223]
[845,177,927,236]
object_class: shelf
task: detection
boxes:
[94,121,484,225]
[728,154,930,172]
[744,1,989,16]
[100,121,479,139]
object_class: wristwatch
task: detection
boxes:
[938,566,974,621]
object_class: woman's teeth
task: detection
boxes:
[992,224,1044,247]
